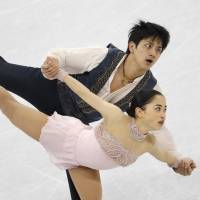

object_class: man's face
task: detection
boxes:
[130,37,163,71]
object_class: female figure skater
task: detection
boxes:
[0,65,196,199]
[0,20,193,199]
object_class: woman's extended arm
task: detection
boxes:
[147,136,180,167]
[62,68,123,120]
[42,56,123,120]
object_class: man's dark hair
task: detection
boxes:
[126,20,170,53]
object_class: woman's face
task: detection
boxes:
[139,95,167,131]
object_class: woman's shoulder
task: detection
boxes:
[105,110,130,124]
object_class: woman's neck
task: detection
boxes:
[134,118,149,135]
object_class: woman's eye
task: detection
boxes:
[155,107,161,111]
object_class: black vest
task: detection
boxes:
[57,44,157,124]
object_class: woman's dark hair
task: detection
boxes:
[126,89,163,118]
[126,20,170,54]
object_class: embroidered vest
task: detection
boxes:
[57,44,157,124]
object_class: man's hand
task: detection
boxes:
[41,56,59,80]
[173,157,196,176]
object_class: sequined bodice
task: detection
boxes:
[95,125,135,166]
[95,120,147,167]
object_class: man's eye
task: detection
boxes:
[157,47,162,53]
[144,43,151,48]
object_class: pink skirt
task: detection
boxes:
[40,112,89,169]
[40,112,118,170]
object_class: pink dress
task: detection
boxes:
[40,112,140,170]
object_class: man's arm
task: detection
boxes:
[46,47,108,74]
